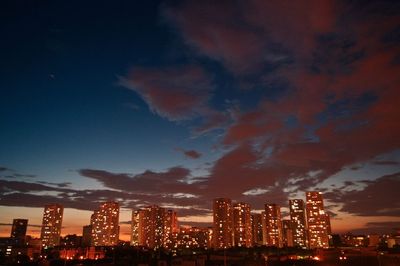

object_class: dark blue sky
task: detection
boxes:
[1,0,400,238]
[1,1,203,173]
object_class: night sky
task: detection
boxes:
[1,0,400,240]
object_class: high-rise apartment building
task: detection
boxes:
[289,199,308,248]
[265,204,282,247]
[131,205,174,249]
[251,213,264,246]
[213,198,233,248]
[131,208,153,247]
[151,206,166,249]
[233,202,252,247]
[282,219,294,247]
[164,209,178,249]
[131,207,155,247]
[11,219,28,245]
[306,191,330,248]
[40,204,63,248]
[91,201,119,246]
[139,205,165,249]
[131,210,141,246]
[261,211,267,245]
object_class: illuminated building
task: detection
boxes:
[91,201,119,246]
[265,204,282,247]
[232,202,252,247]
[144,205,165,249]
[342,233,368,247]
[11,219,28,245]
[177,227,211,249]
[282,219,294,247]
[152,206,166,249]
[131,210,141,246]
[213,198,233,248]
[131,205,173,249]
[289,199,308,248]
[306,191,329,248]
[90,210,100,245]
[40,204,63,248]
[251,213,264,246]
[163,209,179,249]
[261,211,267,245]
[131,208,154,247]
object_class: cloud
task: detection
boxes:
[77,167,214,215]
[365,221,400,232]
[325,172,400,216]
[0,187,210,218]
[372,161,399,166]
[0,192,96,211]
[0,167,211,218]
[175,148,202,159]
[78,166,203,195]
[0,168,36,179]
[0,223,41,228]
[2,2,400,224]
[37,181,72,188]
[120,64,232,134]
[351,221,400,235]
[164,0,336,83]
[0,179,73,194]
[119,65,214,121]
[154,1,400,217]
[179,2,396,177]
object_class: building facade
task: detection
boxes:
[131,205,176,249]
[289,199,308,248]
[164,209,179,249]
[261,211,267,245]
[131,210,141,246]
[213,198,233,249]
[265,204,282,247]
[282,219,294,247]
[306,191,330,248]
[91,201,119,246]
[251,213,264,246]
[232,202,252,247]
[40,204,63,248]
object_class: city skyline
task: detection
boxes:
[1,0,400,241]
[3,191,333,249]
[0,190,391,244]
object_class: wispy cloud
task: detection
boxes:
[175,148,202,159]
